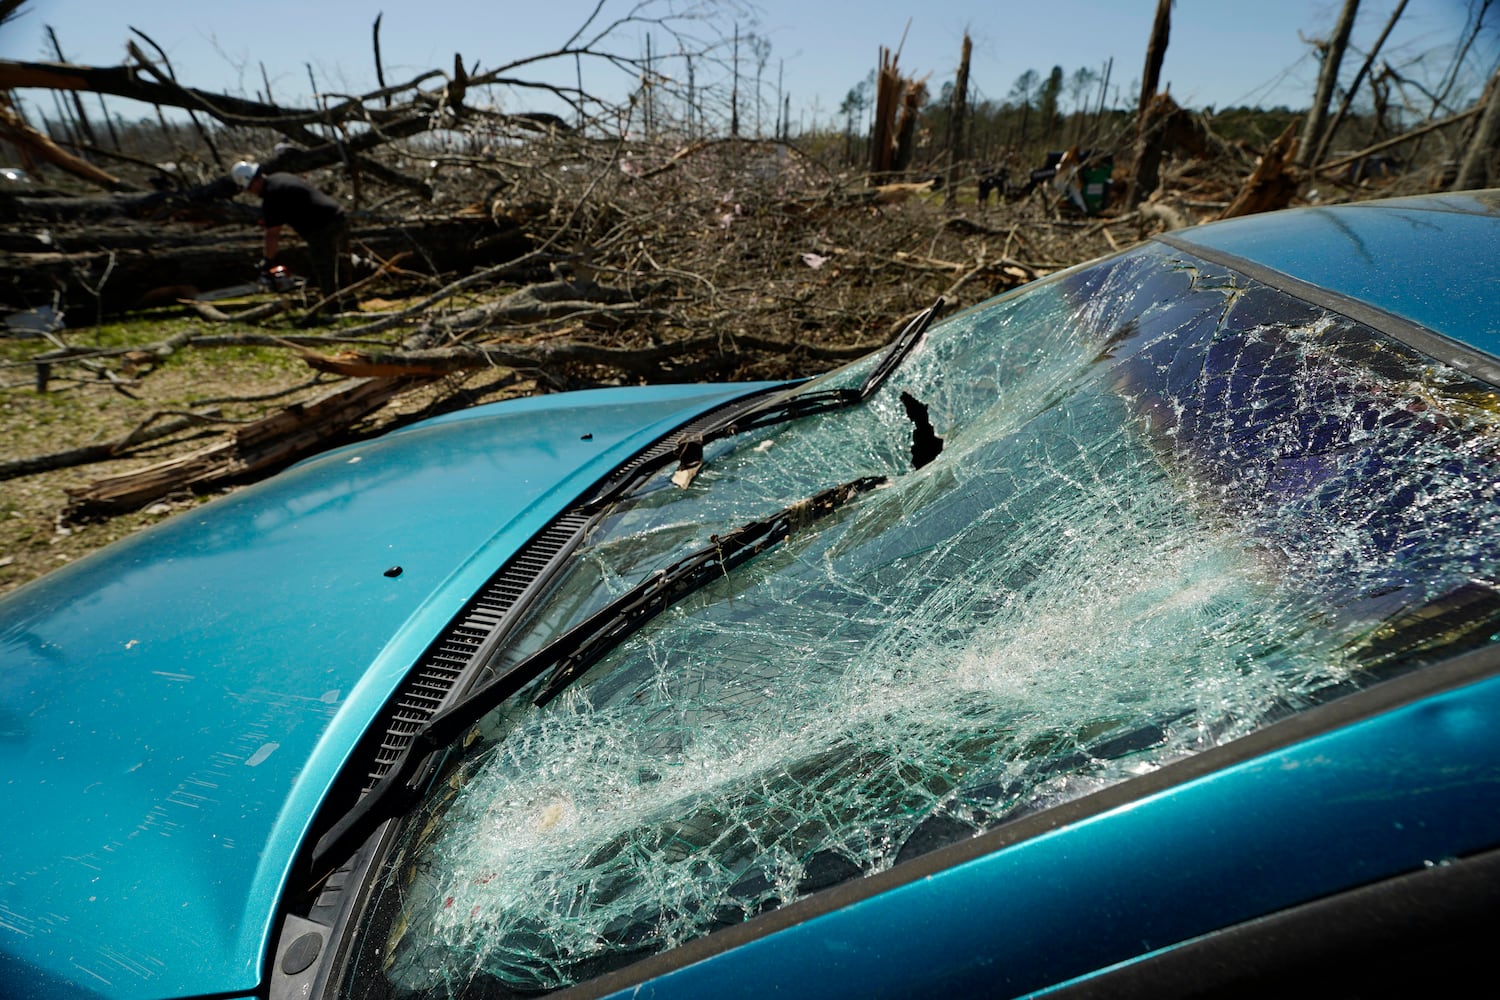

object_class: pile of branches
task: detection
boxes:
[4,115,1091,523]
[2,1,1477,530]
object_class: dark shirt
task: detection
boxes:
[260,173,344,237]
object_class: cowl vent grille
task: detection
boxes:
[365,511,592,786]
[357,387,785,791]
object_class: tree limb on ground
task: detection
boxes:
[1315,104,1483,173]
[0,408,221,480]
[298,333,879,379]
[416,278,645,336]
[61,376,426,522]
[0,90,134,191]
[185,299,289,323]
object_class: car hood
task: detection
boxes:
[0,381,777,999]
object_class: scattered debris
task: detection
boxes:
[3,7,1494,595]
[3,303,63,336]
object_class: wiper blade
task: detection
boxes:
[721,297,945,434]
[582,297,943,512]
[309,475,887,875]
[858,296,943,399]
[534,474,887,703]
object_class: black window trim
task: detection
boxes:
[1043,841,1500,999]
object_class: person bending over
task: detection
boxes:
[232,160,349,313]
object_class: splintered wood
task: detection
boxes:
[60,377,424,522]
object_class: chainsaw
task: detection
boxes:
[197,263,305,302]
[258,263,301,293]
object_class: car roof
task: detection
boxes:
[1162,191,1500,380]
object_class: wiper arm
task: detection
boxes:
[719,296,945,433]
[582,297,943,512]
[309,475,887,875]
[858,296,943,400]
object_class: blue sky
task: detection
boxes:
[2,0,1493,127]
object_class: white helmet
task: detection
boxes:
[230,161,260,189]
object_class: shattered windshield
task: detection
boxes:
[342,242,1500,998]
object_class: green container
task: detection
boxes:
[1081,161,1113,214]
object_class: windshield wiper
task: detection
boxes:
[717,296,944,433]
[309,475,888,875]
[858,295,944,398]
[583,298,943,511]
[308,302,940,874]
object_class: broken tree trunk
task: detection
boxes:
[1135,0,1171,120]
[892,78,928,174]
[1129,93,1179,209]
[944,34,972,209]
[1127,0,1172,207]
[1220,121,1300,219]
[870,47,902,178]
[1297,0,1360,168]
[1455,67,1500,191]
[60,376,425,522]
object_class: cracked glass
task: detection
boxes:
[341,242,1500,997]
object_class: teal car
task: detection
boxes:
[3,192,1499,999]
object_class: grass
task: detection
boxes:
[0,309,338,595]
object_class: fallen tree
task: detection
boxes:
[59,375,428,522]
[297,330,877,381]
[0,212,531,316]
